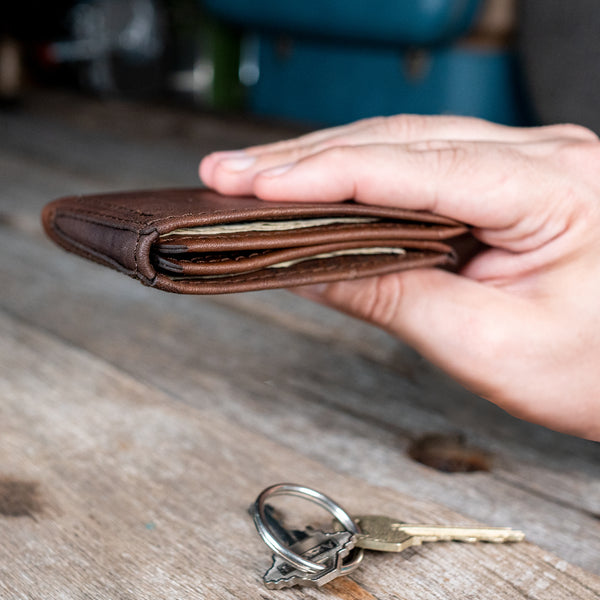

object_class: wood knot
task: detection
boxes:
[407,433,491,473]
[0,477,43,518]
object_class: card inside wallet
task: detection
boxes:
[152,216,455,280]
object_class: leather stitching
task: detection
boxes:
[173,252,449,285]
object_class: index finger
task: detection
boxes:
[250,140,558,231]
[201,116,597,193]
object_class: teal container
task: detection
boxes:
[201,0,527,126]
[203,0,482,45]
[245,36,527,126]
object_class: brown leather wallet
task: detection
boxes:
[41,188,473,294]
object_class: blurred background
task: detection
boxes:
[0,0,598,130]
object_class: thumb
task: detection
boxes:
[296,269,537,402]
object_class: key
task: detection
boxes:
[263,528,357,589]
[348,515,525,552]
[251,486,364,589]
[257,503,362,589]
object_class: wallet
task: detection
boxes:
[41,188,473,294]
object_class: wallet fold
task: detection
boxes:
[42,188,474,294]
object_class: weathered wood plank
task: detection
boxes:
[1,92,599,579]
[1,224,599,575]
[22,89,299,151]
[0,93,295,197]
[1,310,598,599]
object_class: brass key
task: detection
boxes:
[349,515,525,552]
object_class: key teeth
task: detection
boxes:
[263,531,356,589]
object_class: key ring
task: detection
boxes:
[251,482,364,574]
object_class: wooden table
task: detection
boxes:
[1,92,599,599]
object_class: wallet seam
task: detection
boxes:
[70,196,260,227]
[65,194,469,233]
[58,207,147,229]
[134,226,141,274]
[176,251,451,285]
[68,203,242,231]
[243,254,446,282]
[156,252,452,293]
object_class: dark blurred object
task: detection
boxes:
[1,3,74,40]
[164,0,242,109]
[0,0,241,108]
[518,0,600,133]
[41,0,168,97]
[0,37,24,103]
[1,2,74,101]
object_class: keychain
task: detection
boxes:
[250,482,525,590]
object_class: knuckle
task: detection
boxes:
[362,115,388,129]
[385,114,478,139]
[555,138,600,170]
[316,133,355,151]
[407,138,456,153]
[285,145,311,164]
[355,115,389,131]
[430,143,469,177]
[545,122,599,142]
[354,276,404,328]
[384,114,431,138]
[320,144,354,165]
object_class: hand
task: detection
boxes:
[199,115,600,441]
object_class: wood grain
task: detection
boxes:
[1,311,598,599]
[2,226,599,573]
[0,91,599,598]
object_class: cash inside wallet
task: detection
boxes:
[154,217,411,279]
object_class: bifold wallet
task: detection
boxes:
[42,188,473,294]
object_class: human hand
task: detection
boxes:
[199,115,600,441]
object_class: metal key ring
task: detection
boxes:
[251,483,364,574]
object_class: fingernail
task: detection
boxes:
[260,163,295,178]
[219,155,256,172]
